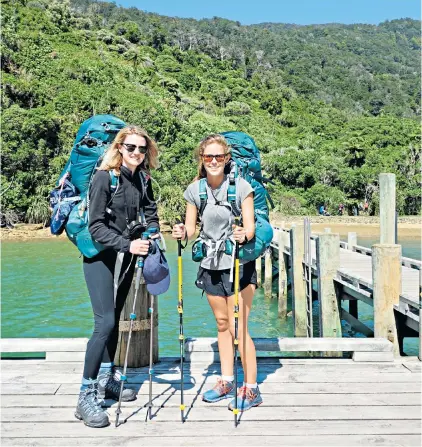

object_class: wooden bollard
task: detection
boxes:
[290,225,307,337]
[278,228,288,318]
[114,275,158,367]
[256,256,262,288]
[316,233,342,356]
[264,249,273,298]
[379,173,396,244]
[347,232,358,318]
[372,244,401,357]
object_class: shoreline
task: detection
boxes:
[270,213,421,239]
[1,216,420,241]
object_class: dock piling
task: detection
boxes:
[347,232,357,251]
[278,224,288,318]
[316,233,342,356]
[379,173,396,244]
[114,278,158,367]
[264,249,273,298]
[290,225,307,337]
[372,244,401,357]
[256,256,262,288]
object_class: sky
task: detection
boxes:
[115,0,421,25]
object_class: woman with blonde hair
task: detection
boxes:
[75,125,160,428]
[172,134,262,413]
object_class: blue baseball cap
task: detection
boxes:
[143,241,170,295]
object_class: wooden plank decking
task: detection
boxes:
[1,339,421,446]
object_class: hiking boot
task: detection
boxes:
[202,378,234,403]
[228,386,263,412]
[75,383,109,428]
[98,367,136,402]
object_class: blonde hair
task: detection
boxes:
[194,134,230,180]
[99,125,159,173]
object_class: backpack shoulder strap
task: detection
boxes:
[108,171,119,200]
[227,166,241,217]
[104,170,119,215]
[198,178,207,217]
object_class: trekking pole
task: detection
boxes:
[115,230,151,427]
[233,217,241,427]
[176,219,185,423]
[147,227,159,421]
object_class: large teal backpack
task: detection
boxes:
[54,114,126,257]
[198,131,274,261]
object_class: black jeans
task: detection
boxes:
[82,249,136,380]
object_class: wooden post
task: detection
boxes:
[316,233,342,356]
[114,276,158,367]
[372,244,401,357]
[256,256,262,288]
[278,228,288,318]
[347,230,358,319]
[290,225,307,337]
[264,249,273,298]
[347,232,357,251]
[379,173,396,244]
[395,211,398,245]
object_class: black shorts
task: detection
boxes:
[195,261,257,297]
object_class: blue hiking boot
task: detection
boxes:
[228,386,263,412]
[75,383,109,428]
[202,378,234,403]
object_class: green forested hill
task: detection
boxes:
[1,0,420,225]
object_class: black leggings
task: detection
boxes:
[82,249,136,380]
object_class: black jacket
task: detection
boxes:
[88,166,160,252]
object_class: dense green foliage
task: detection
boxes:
[1,0,420,224]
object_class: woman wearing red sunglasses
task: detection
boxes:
[172,134,262,413]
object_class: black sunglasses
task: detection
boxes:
[121,143,148,154]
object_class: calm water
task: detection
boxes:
[1,237,291,357]
[1,235,419,356]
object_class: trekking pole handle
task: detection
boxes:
[175,218,184,255]
[137,231,151,268]
[148,227,158,235]
[234,217,240,255]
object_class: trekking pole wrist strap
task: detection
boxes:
[239,234,249,245]
[180,232,188,249]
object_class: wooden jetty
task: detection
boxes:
[260,173,421,359]
[1,173,421,445]
[266,225,420,353]
[1,338,421,446]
